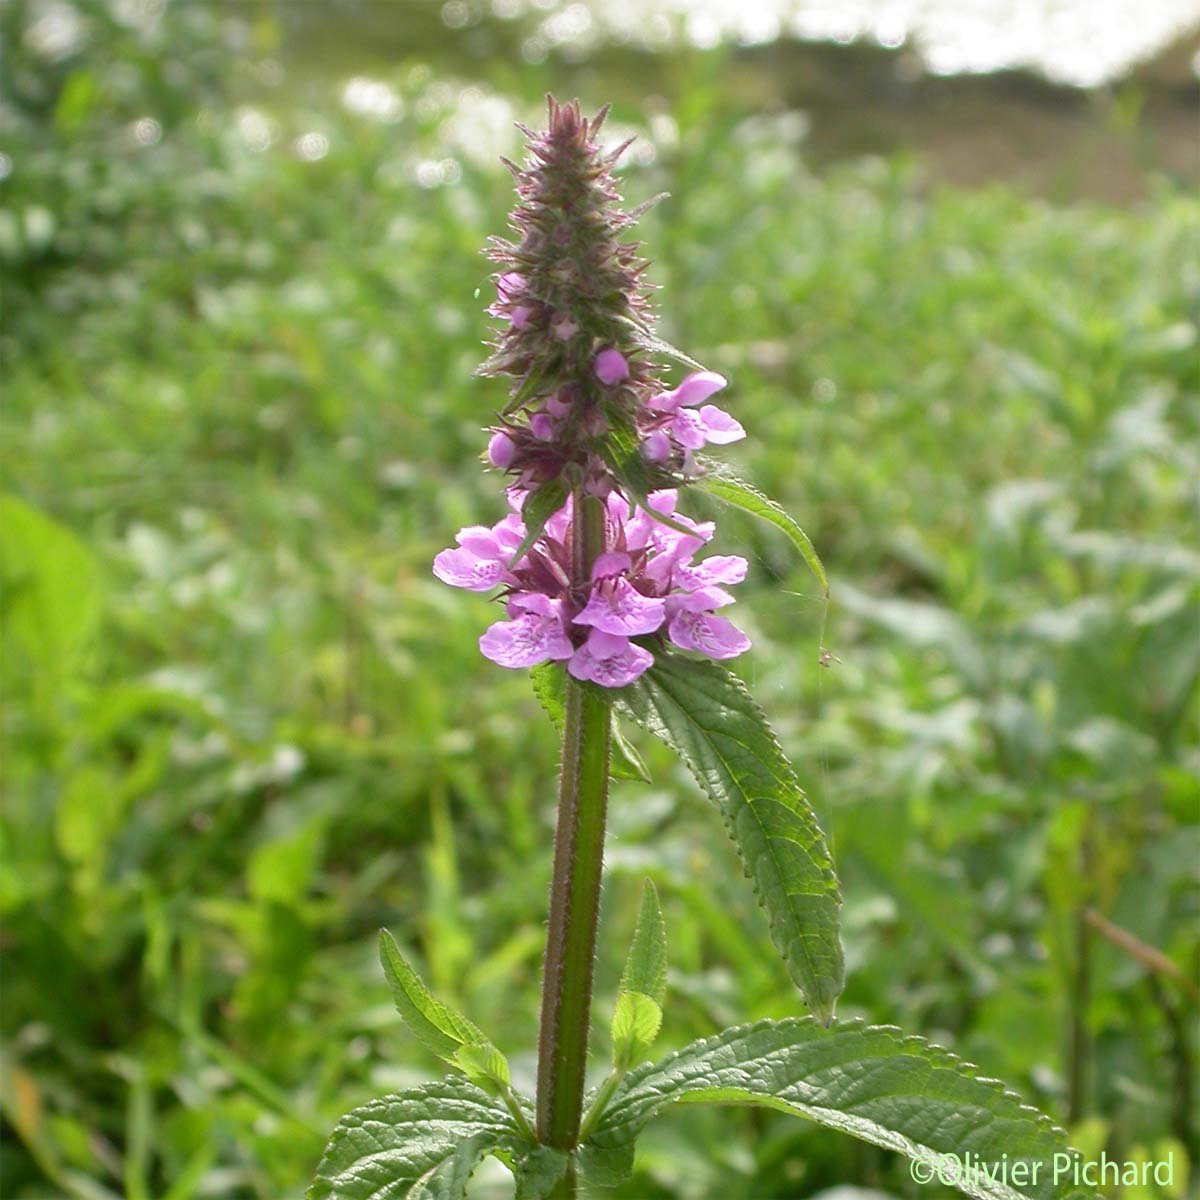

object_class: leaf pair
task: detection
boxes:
[311,1020,1094,1200]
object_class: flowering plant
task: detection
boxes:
[310,99,1093,1200]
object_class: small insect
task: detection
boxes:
[817,647,841,669]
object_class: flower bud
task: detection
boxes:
[594,348,629,386]
[487,430,516,468]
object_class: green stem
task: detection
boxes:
[577,1067,625,1144]
[536,493,613,1154]
[499,1084,535,1143]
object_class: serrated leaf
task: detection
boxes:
[530,662,651,783]
[619,880,666,1005]
[692,460,828,596]
[379,931,491,1063]
[616,651,843,1022]
[610,992,662,1070]
[507,480,568,567]
[308,1077,518,1200]
[588,1019,1096,1200]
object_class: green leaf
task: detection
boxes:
[501,362,547,416]
[614,314,707,371]
[588,1019,1096,1200]
[507,479,568,567]
[576,1142,635,1190]
[530,662,651,783]
[597,410,655,503]
[610,992,662,1071]
[692,460,829,596]
[619,881,667,1005]
[510,1145,568,1199]
[596,411,701,540]
[617,651,843,1022]
[308,1077,519,1200]
[0,493,103,676]
[378,931,495,1065]
[452,1042,511,1094]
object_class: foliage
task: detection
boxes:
[2,4,1197,1197]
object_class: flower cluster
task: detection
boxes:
[433,97,753,686]
[434,490,749,687]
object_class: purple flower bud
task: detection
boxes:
[585,471,614,498]
[641,430,671,462]
[546,390,573,418]
[594,348,629,385]
[496,272,526,301]
[551,314,578,341]
[488,430,516,468]
[530,412,555,441]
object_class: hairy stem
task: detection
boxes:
[536,493,613,1154]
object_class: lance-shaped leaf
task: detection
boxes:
[379,931,510,1093]
[618,880,667,1005]
[610,882,668,1069]
[617,651,843,1022]
[308,1077,520,1200]
[613,313,707,372]
[530,662,650,783]
[587,1019,1096,1200]
[500,361,547,416]
[507,479,568,568]
[693,459,828,596]
[597,409,698,540]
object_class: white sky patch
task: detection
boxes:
[514,0,1200,85]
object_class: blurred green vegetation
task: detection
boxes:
[2,3,1198,1198]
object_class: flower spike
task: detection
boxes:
[434,98,752,686]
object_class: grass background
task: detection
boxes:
[2,3,1198,1197]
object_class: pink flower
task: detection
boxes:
[568,629,653,687]
[479,594,574,668]
[646,370,745,450]
[574,577,666,636]
[666,610,751,659]
[594,348,629,385]
[431,487,751,684]
[433,521,520,592]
